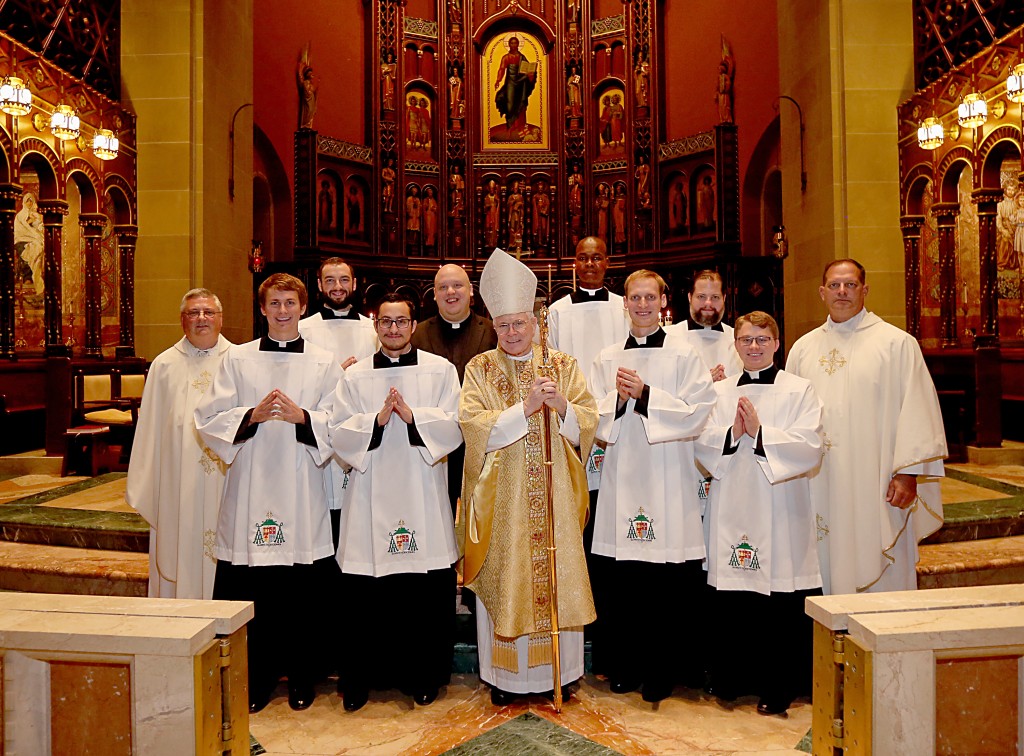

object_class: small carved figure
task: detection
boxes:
[697,174,716,230]
[612,185,627,245]
[449,68,465,119]
[406,185,422,249]
[532,182,550,248]
[634,56,650,108]
[422,186,438,247]
[483,180,500,247]
[717,36,735,124]
[507,181,525,254]
[635,157,651,209]
[297,43,318,130]
[381,52,397,111]
[381,160,396,214]
[595,183,611,242]
[566,65,583,119]
[449,166,465,216]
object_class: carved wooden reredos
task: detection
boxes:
[294,0,754,303]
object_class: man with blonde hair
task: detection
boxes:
[696,310,823,714]
[590,268,715,702]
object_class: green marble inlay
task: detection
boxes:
[441,712,623,755]
[946,467,1024,496]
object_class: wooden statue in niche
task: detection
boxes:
[381,51,397,112]
[666,175,688,236]
[406,184,422,251]
[566,65,582,120]
[317,175,338,236]
[483,33,548,149]
[450,166,465,217]
[568,164,584,245]
[635,156,651,210]
[612,183,627,249]
[344,182,365,240]
[595,183,611,243]
[422,185,439,250]
[297,43,318,129]
[532,180,551,253]
[696,171,716,231]
[598,89,625,156]
[449,64,465,121]
[507,180,525,255]
[381,159,396,214]
[483,179,500,247]
[406,95,433,156]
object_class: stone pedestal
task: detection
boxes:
[0,593,253,755]
[807,585,1024,755]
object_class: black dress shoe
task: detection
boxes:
[757,696,791,716]
[413,687,439,706]
[343,687,369,712]
[288,683,315,711]
[249,693,271,714]
[490,686,517,706]
[609,679,641,694]
[641,681,673,703]
[706,683,738,703]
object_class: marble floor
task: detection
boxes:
[1,460,1022,754]
[247,675,813,756]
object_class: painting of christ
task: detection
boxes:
[482,32,548,150]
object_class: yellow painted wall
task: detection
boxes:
[122,0,253,360]
[779,0,914,349]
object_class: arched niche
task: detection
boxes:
[315,168,343,241]
[403,86,437,161]
[342,174,370,244]
[662,169,689,239]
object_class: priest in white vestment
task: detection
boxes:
[665,269,742,382]
[590,269,715,702]
[460,249,598,706]
[126,288,231,599]
[787,259,946,595]
[545,235,628,673]
[196,273,342,714]
[330,293,462,712]
[297,257,378,546]
[696,311,822,714]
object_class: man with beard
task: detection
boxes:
[330,293,462,711]
[299,257,378,546]
[667,269,742,382]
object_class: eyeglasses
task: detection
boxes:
[495,319,530,334]
[377,317,412,329]
[736,336,774,347]
[184,309,221,319]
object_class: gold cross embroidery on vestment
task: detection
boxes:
[818,348,847,375]
[191,369,213,393]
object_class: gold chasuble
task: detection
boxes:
[460,344,597,670]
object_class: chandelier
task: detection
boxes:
[957,91,987,129]
[50,104,81,140]
[0,76,32,116]
[917,117,944,150]
[1008,64,1024,104]
[92,128,119,160]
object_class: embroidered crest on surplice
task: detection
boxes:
[728,535,760,570]
[388,520,419,554]
[253,513,285,546]
[588,447,605,473]
[697,476,712,499]
[626,507,656,542]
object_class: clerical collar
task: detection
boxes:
[440,314,471,331]
[259,335,305,353]
[737,364,779,385]
[624,328,666,349]
[320,304,361,320]
[827,308,867,332]
[504,349,534,362]
[686,313,725,332]
[373,347,418,368]
[569,287,610,304]
[184,337,216,357]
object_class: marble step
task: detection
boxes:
[0,540,147,596]
[918,535,1024,589]
[923,468,1024,544]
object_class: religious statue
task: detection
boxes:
[566,65,582,119]
[381,51,397,112]
[634,55,650,109]
[449,166,465,216]
[717,36,735,124]
[595,183,611,242]
[448,0,461,21]
[483,180,500,247]
[599,95,613,148]
[608,94,625,146]
[449,67,465,119]
[422,186,439,248]
[635,157,651,210]
[406,185,422,247]
[381,160,396,214]
[493,36,537,139]
[696,174,716,230]
[297,43,318,130]
[612,185,627,246]
[507,180,525,255]
[568,167,583,221]
[532,182,550,249]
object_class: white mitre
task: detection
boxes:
[479,247,537,319]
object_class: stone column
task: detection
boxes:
[79,214,107,357]
[972,188,1002,447]
[38,199,69,357]
[0,184,22,359]
[115,225,139,358]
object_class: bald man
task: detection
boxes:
[411,264,498,523]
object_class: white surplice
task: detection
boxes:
[195,339,341,566]
[547,290,630,488]
[786,309,946,594]
[695,369,824,595]
[666,321,743,378]
[126,334,232,599]
[590,331,716,563]
[329,349,462,576]
[299,310,379,510]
